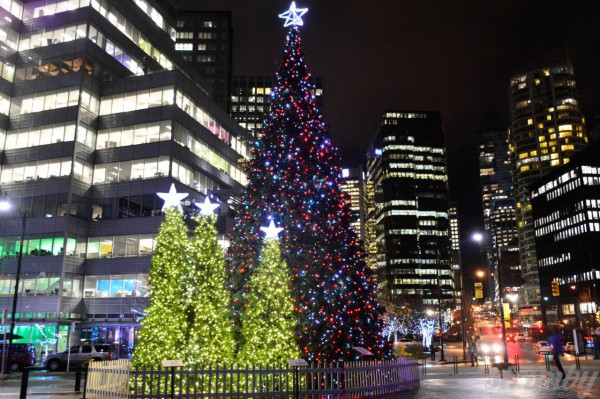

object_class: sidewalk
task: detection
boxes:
[0,371,82,399]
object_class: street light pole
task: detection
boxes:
[5,211,27,373]
[459,267,467,360]
[497,257,509,363]
[437,268,446,361]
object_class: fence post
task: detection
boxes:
[82,364,89,399]
[19,367,29,399]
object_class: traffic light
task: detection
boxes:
[551,280,560,297]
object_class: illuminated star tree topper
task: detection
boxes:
[260,220,284,240]
[278,2,308,27]
[157,183,188,212]
[196,196,220,216]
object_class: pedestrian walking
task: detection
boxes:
[468,337,479,367]
[548,327,566,379]
[430,343,436,361]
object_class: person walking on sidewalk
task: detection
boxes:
[548,327,566,379]
[468,337,479,367]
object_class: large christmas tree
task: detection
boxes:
[228,3,388,363]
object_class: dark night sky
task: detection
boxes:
[180,0,600,270]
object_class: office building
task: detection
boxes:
[175,11,233,111]
[0,0,252,357]
[340,167,364,241]
[231,75,323,137]
[478,129,519,303]
[364,111,453,307]
[531,142,600,332]
[508,55,589,311]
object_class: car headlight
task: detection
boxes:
[480,344,490,353]
[493,343,501,352]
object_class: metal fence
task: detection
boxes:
[86,357,420,399]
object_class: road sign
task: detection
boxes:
[474,282,483,299]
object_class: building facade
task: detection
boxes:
[0,0,252,358]
[340,167,364,241]
[175,11,233,112]
[508,56,589,311]
[477,128,519,303]
[364,111,453,308]
[230,75,323,137]
[531,142,600,333]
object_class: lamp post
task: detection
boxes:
[473,232,509,363]
[437,270,446,362]
[458,264,467,360]
[0,195,28,373]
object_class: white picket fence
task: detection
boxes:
[86,357,420,398]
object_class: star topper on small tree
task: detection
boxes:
[196,196,220,217]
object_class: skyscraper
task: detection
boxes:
[175,11,233,111]
[0,0,251,357]
[365,111,453,307]
[508,54,589,311]
[340,167,364,240]
[478,129,518,303]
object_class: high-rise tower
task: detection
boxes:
[0,0,251,357]
[508,55,588,310]
[365,111,453,307]
[478,129,519,302]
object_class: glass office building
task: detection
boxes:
[364,111,453,307]
[0,0,252,358]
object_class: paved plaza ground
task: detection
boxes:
[0,358,598,398]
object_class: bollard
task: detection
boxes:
[514,354,520,373]
[484,356,489,374]
[75,366,82,392]
[421,357,427,375]
[544,354,551,371]
[453,356,458,374]
[575,353,581,371]
[19,367,29,399]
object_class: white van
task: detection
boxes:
[515,333,528,342]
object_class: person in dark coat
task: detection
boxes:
[468,337,479,367]
[548,327,566,379]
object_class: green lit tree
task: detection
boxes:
[238,231,300,365]
[133,207,189,367]
[183,212,235,365]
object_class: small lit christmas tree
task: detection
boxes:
[183,198,236,365]
[133,201,189,366]
[238,221,300,365]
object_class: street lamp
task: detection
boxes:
[0,194,28,373]
[473,231,509,364]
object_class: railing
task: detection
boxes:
[86,357,419,399]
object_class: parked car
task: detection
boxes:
[535,341,552,354]
[477,340,503,357]
[564,342,575,354]
[0,343,37,371]
[44,344,114,371]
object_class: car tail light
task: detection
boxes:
[108,352,112,360]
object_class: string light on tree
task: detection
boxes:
[157,183,189,211]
